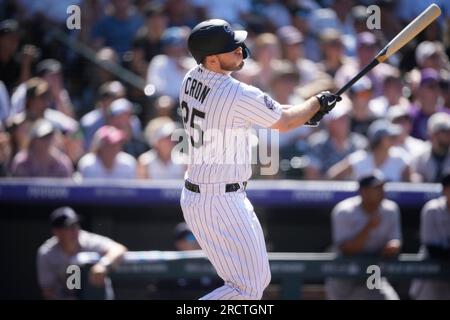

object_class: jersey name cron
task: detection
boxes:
[184,77,211,104]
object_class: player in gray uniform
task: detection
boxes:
[411,112,450,183]
[325,172,401,300]
[179,19,341,300]
[37,207,127,299]
[410,173,450,299]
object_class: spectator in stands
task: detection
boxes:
[106,98,146,158]
[256,0,292,30]
[132,3,168,64]
[0,123,10,176]
[265,61,310,153]
[335,32,398,97]
[240,32,281,92]
[410,173,450,300]
[0,80,10,121]
[81,81,126,150]
[347,76,377,136]
[328,119,414,182]
[125,3,167,80]
[35,59,75,118]
[325,171,401,300]
[375,0,403,49]
[412,112,450,183]
[146,26,195,99]
[317,28,348,78]
[368,72,410,119]
[192,0,251,26]
[17,77,47,120]
[28,0,82,27]
[4,112,31,159]
[164,0,198,28]
[351,6,373,36]
[37,207,127,300]
[58,128,84,169]
[145,95,177,123]
[307,3,355,50]
[35,59,83,164]
[91,47,120,92]
[305,99,367,180]
[415,41,450,72]
[410,68,446,140]
[77,0,107,45]
[174,222,201,251]
[387,105,427,158]
[77,125,136,180]
[0,19,36,94]
[10,118,73,178]
[10,77,79,135]
[90,0,144,58]
[277,25,327,87]
[440,74,450,110]
[137,117,184,180]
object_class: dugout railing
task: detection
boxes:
[76,251,450,299]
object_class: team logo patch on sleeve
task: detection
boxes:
[264,95,275,110]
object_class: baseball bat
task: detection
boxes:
[335,3,441,96]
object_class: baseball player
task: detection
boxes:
[179,19,341,300]
[410,173,450,299]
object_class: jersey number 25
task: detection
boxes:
[181,101,205,148]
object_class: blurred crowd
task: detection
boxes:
[0,0,450,182]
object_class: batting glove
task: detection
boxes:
[316,91,342,113]
[305,91,342,127]
[305,110,326,127]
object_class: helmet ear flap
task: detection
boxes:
[240,43,250,60]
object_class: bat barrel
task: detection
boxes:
[375,3,441,63]
[336,3,441,96]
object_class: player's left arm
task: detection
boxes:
[381,205,402,257]
[89,237,127,287]
[271,91,341,132]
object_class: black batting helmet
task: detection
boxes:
[188,19,250,64]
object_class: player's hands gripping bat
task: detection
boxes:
[306,91,342,126]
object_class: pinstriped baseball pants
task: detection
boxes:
[180,186,271,300]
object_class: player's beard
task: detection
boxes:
[219,59,244,72]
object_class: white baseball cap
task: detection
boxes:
[108,98,133,117]
[427,112,450,135]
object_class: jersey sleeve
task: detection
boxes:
[36,251,57,290]
[331,205,353,246]
[420,202,441,245]
[234,85,282,128]
[83,232,116,254]
[386,203,402,243]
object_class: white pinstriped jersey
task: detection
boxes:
[179,65,282,184]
